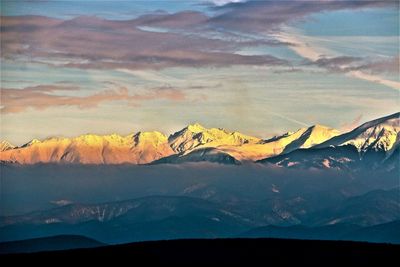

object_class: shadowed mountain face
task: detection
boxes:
[0,196,254,244]
[1,187,398,244]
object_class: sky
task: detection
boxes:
[0,0,399,145]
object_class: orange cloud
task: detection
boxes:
[0,85,186,114]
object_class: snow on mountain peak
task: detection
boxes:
[22,139,41,147]
[316,112,399,153]
[186,123,206,133]
[133,131,169,147]
[1,113,398,166]
[302,124,341,148]
[0,140,15,151]
[168,124,260,154]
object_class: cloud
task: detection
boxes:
[310,56,362,71]
[206,0,246,6]
[3,2,394,71]
[351,56,400,74]
[273,30,327,61]
[275,28,400,90]
[0,14,288,71]
[210,0,397,33]
[346,71,400,90]
[0,84,187,114]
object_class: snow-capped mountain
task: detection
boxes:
[315,112,399,153]
[168,123,261,153]
[159,123,339,164]
[0,123,337,164]
[218,124,340,161]
[0,131,174,164]
[0,140,15,152]
[260,112,399,170]
[0,113,398,167]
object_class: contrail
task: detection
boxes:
[268,111,309,127]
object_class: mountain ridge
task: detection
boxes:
[1,112,398,166]
[260,112,399,170]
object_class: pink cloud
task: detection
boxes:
[1,85,186,114]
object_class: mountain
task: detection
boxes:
[0,235,104,254]
[0,196,253,244]
[1,113,398,166]
[260,112,399,170]
[315,112,399,152]
[306,188,400,227]
[281,125,340,153]
[0,131,174,164]
[0,123,338,164]
[154,123,339,164]
[152,147,241,165]
[168,123,261,153]
[214,124,340,161]
[240,221,400,244]
[345,220,400,244]
[0,141,15,152]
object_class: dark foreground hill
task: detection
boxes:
[1,238,398,266]
[0,235,104,254]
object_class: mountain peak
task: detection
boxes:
[186,123,206,133]
[278,124,340,154]
[22,139,41,147]
[310,124,334,130]
[0,140,15,151]
[133,131,168,145]
[315,112,399,152]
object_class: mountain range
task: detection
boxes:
[1,112,398,170]
[1,187,399,244]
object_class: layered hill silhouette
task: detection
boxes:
[0,235,103,254]
[1,188,398,244]
[1,112,398,169]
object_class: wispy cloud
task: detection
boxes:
[0,85,187,114]
[275,28,400,90]
[347,71,400,90]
